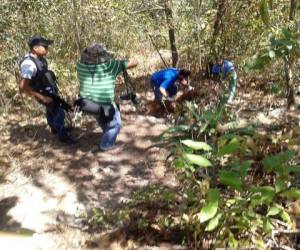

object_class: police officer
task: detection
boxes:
[19,36,76,144]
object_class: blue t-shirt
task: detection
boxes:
[212,60,235,79]
[151,68,179,90]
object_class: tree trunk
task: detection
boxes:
[212,0,227,38]
[210,0,227,62]
[284,59,295,109]
[195,0,203,70]
[285,0,297,109]
[164,0,178,67]
[289,0,298,20]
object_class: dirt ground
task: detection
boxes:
[0,94,180,250]
[0,85,299,250]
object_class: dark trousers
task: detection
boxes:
[151,82,177,101]
[46,102,67,136]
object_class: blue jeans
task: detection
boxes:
[227,71,237,102]
[94,108,122,150]
[151,83,177,101]
[46,102,67,137]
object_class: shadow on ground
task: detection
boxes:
[0,196,21,231]
[5,111,169,210]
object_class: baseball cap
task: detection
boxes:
[28,36,54,49]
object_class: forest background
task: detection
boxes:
[1,0,299,100]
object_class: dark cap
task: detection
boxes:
[28,36,54,49]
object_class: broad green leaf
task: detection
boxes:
[267,205,282,216]
[282,28,292,39]
[181,140,212,151]
[251,196,263,208]
[184,153,212,168]
[228,231,238,248]
[263,218,273,233]
[173,159,185,169]
[205,213,222,232]
[217,138,240,156]
[230,160,239,170]
[262,155,280,172]
[280,189,300,199]
[278,150,296,163]
[219,171,242,191]
[280,210,291,223]
[275,180,285,193]
[240,160,252,179]
[245,52,272,72]
[199,189,220,223]
[237,214,251,228]
[287,165,300,173]
[250,186,275,205]
[162,125,190,135]
[250,186,275,194]
[226,199,236,207]
[256,238,265,250]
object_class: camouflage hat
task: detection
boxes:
[80,43,113,64]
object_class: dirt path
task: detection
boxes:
[0,100,177,249]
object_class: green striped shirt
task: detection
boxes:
[77,59,128,104]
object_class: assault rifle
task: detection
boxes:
[39,88,73,112]
[119,69,139,105]
[37,71,73,112]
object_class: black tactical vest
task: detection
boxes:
[20,55,48,91]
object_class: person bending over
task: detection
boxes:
[211,58,237,103]
[150,68,191,101]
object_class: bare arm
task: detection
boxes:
[159,87,168,97]
[19,78,52,104]
[127,60,138,69]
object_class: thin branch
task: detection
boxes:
[273,229,300,235]
[148,33,169,68]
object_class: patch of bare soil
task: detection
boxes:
[0,97,178,250]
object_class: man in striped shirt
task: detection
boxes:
[76,43,137,151]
